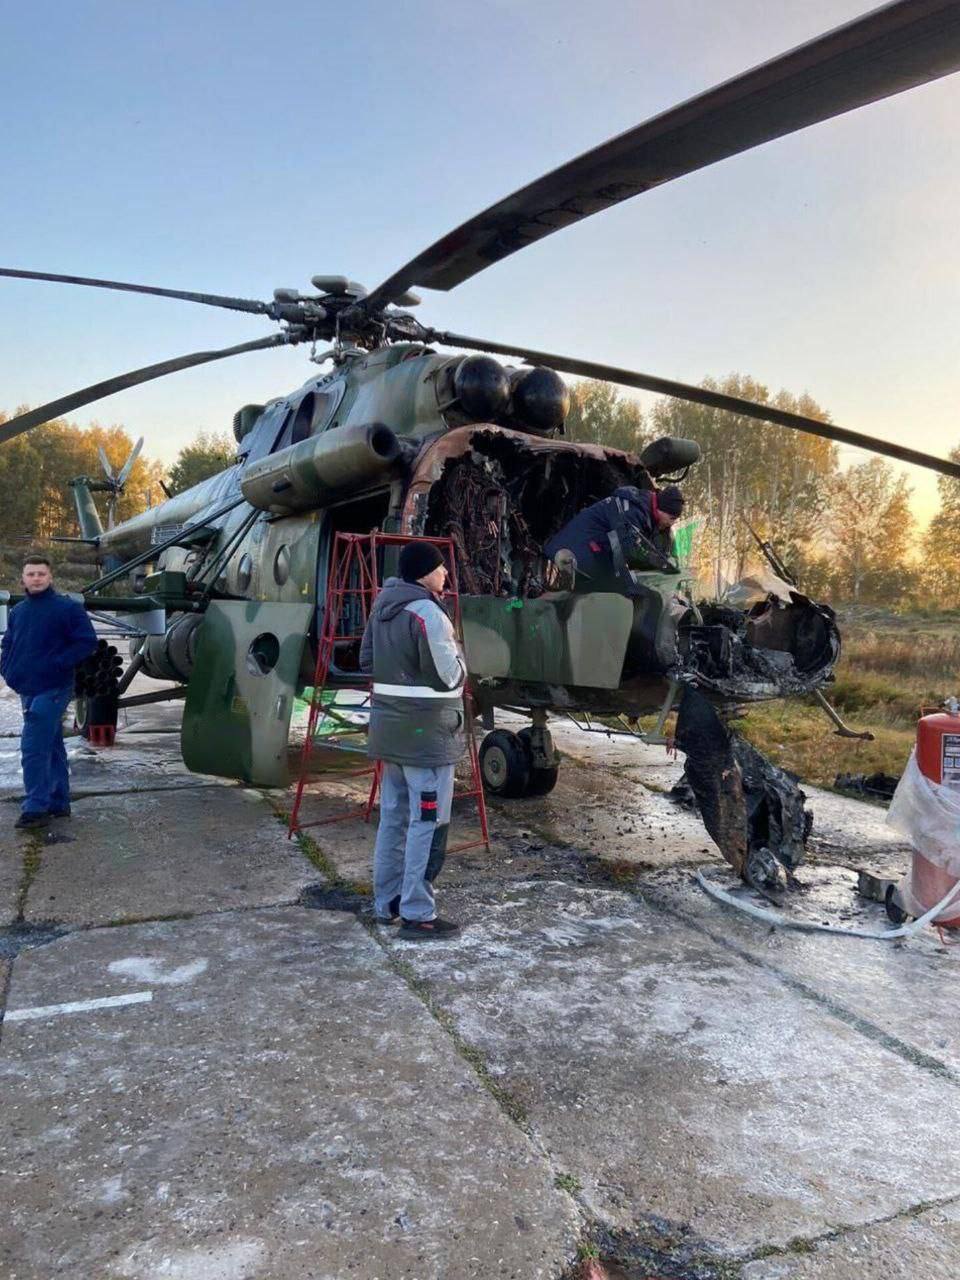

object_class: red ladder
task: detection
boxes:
[288,531,490,854]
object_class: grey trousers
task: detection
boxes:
[373,762,455,922]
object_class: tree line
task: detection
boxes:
[1,386,951,608]
[0,414,234,543]
[566,376,928,608]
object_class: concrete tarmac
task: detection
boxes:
[1,684,958,1279]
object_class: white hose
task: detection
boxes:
[695,869,960,941]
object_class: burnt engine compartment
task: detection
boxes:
[423,430,646,597]
[679,592,839,697]
[422,429,839,699]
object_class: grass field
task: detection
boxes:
[738,610,960,789]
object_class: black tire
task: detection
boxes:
[517,727,560,797]
[479,730,530,798]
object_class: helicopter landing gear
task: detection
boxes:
[479,712,560,799]
[479,730,529,798]
[518,724,560,796]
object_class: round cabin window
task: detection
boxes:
[273,545,291,585]
[236,553,253,593]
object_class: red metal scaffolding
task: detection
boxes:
[288,531,490,853]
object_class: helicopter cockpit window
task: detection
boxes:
[237,401,291,467]
[288,386,346,447]
[290,393,317,445]
[238,386,346,464]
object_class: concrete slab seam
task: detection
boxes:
[370,933,601,1272]
[642,881,960,1086]
[0,899,304,974]
[14,832,43,921]
[278,807,568,1166]
[0,951,11,1029]
[737,1187,960,1268]
[0,782,224,806]
[272,805,608,1256]
[571,1187,960,1279]
[274,803,370,895]
[81,896,304,933]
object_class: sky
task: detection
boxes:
[2,0,958,527]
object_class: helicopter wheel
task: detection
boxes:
[479,730,531,798]
[517,727,560,797]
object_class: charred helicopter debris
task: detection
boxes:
[834,771,901,803]
[675,688,812,891]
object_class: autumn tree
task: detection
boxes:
[0,414,45,543]
[167,431,235,495]
[921,445,960,597]
[822,458,914,604]
[564,380,647,453]
[0,412,164,541]
[648,375,837,594]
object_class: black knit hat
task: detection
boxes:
[657,485,685,516]
[399,541,445,583]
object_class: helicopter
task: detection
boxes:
[2,0,960,889]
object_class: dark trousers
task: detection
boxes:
[19,685,74,816]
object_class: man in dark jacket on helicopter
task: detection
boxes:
[359,541,466,941]
[544,483,685,589]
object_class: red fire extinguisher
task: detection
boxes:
[894,698,960,926]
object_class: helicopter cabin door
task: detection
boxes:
[181,600,313,787]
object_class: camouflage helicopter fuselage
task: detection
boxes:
[72,341,839,805]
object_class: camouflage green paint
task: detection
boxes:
[627,571,691,669]
[460,592,634,688]
[181,600,313,786]
[329,344,456,439]
[101,464,242,559]
[68,478,105,540]
[240,423,403,515]
[83,342,511,596]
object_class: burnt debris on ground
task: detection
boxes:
[675,686,810,890]
[834,770,900,802]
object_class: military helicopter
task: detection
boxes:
[2,0,960,887]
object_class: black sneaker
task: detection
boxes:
[398,917,459,941]
[375,894,401,925]
[15,812,50,830]
[50,808,71,819]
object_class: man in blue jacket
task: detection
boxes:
[1,555,98,829]
[544,484,685,589]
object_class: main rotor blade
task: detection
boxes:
[0,267,274,316]
[430,329,960,480]
[0,334,291,445]
[363,0,960,310]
